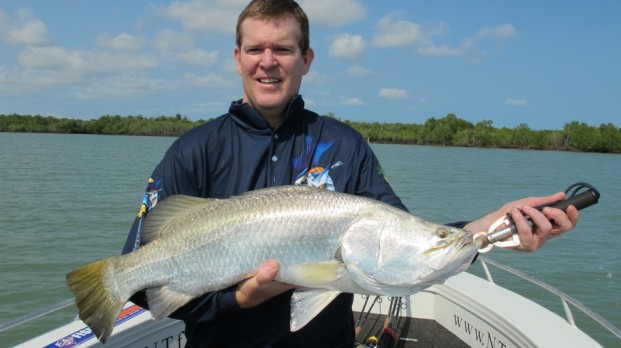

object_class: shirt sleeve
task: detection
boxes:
[121,138,240,322]
[349,137,408,211]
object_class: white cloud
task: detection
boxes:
[346,65,371,77]
[158,0,366,32]
[156,0,242,34]
[342,97,364,106]
[329,34,366,60]
[74,75,176,99]
[419,23,518,57]
[18,46,158,75]
[379,88,409,99]
[0,8,48,45]
[303,70,331,85]
[182,73,236,89]
[96,33,144,52]
[476,24,518,40]
[418,44,465,57]
[299,0,366,27]
[151,29,219,67]
[373,14,422,48]
[19,46,88,71]
[173,48,220,67]
[153,29,194,51]
[505,98,528,107]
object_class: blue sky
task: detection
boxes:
[1,0,619,130]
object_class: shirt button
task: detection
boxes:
[274,134,279,140]
[272,155,278,162]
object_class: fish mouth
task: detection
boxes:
[448,233,480,264]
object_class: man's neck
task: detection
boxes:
[252,103,288,128]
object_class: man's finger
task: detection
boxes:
[255,260,280,283]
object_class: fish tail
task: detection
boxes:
[66,258,125,343]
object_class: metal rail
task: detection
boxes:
[0,299,74,334]
[2,258,620,344]
[477,256,621,340]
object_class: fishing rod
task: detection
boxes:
[378,296,404,348]
[354,295,382,345]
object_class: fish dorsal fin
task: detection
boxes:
[290,289,341,331]
[141,195,216,244]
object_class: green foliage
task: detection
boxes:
[342,115,620,154]
[0,113,205,137]
[1,113,619,153]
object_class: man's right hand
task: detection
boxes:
[235,260,296,308]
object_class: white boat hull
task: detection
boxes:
[14,270,603,348]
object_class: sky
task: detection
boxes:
[0,0,619,130]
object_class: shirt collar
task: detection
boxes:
[229,96,305,132]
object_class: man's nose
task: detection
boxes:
[259,49,277,68]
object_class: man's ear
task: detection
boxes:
[302,47,314,75]
[234,47,242,75]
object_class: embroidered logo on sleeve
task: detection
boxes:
[137,177,162,218]
[133,177,162,251]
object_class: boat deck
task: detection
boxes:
[354,313,468,348]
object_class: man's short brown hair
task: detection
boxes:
[236,0,310,53]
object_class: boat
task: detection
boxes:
[3,256,620,347]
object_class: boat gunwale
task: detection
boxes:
[2,257,620,345]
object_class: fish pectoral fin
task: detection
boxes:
[287,261,346,287]
[146,286,194,320]
[290,289,341,332]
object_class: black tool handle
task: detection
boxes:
[546,190,599,212]
[484,188,600,246]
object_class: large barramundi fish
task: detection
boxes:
[66,185,481,343]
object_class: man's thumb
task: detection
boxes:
[255,259,279,283]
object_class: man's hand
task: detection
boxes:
[466,192,580,252]
[235,260,296,309]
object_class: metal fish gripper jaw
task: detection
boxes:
[476,215,521,253]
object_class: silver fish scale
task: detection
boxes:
[114,186,376,297]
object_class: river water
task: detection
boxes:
[1,132,619,346]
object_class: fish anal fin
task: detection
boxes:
[290,289,341,331]
[146,286,194,320]
[285,261,345,287]
[142,195,216,243]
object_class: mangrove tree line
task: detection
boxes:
[1,112,620,153]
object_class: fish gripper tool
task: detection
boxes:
[476,182,600,253]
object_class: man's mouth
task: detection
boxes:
[258,78,281,84]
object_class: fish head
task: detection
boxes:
[379,217,478,286]
[341,208,479,295]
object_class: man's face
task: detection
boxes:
[235,16,314,126]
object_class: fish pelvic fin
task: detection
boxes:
[65,259,125,344]
[146,286,194,320]
[290,289,341,331]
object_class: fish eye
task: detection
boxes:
[436,228,449,239]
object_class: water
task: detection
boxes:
[1,133,619,346]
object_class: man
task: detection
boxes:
[122,0,579,347]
